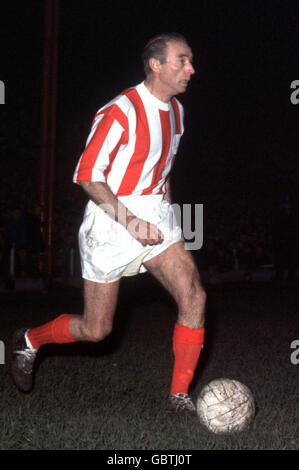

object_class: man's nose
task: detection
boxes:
[186,61,195,75]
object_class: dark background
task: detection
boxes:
[0,0,298,247]
[0,3,298,451]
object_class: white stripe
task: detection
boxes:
[135,104,163,193]
[91,119,125,183]
[73,82,184,195]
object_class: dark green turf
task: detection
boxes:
[0,276,298,450]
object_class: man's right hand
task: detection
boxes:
[78,181,164,247]
[126,216,164,246]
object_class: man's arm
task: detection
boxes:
[79,181,164,246]
[164,178,172,203]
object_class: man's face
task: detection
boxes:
[158,41,195,96]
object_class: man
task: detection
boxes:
[11,33,206,414]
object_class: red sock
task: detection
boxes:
[27,314,76,349]
[170,323,205,396]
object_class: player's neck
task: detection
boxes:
[144,77,172,103]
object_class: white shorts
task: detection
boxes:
[78,195,183,283]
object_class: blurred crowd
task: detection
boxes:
[0,179,298,287]
[0,174,85,287]
[197,198,298,282]
[208,202,298,282]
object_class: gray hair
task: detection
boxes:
[142,32,189,76]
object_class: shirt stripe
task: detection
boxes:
[141,109,171,195]
[73,82,184,197]
[75,104,129,183]
[116,88,150,196]
[171,97,181,134]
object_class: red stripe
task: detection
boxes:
[93,104,129,133]
[104,134,126,180]
[171,97,181,134]
[76,105,128,182]
[142,109,171,195]
[116,89,150,196]
[76,114,113,182]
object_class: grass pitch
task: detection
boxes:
[0,275,298,450]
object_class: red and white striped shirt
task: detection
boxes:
[73,81,184,197]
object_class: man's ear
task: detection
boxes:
[149,57,162,74]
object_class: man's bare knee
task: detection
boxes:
[80,320,113,342]
[78,279,119,342]
[179,268,205,303]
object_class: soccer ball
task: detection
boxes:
[196,378,255,434]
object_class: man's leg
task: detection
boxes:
[70,279,120,342]
[11,279,119,392]
[144,242,206,411]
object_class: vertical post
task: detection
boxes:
[47,0,60,284]
[40,0,53,230]
[40,0,60,287]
